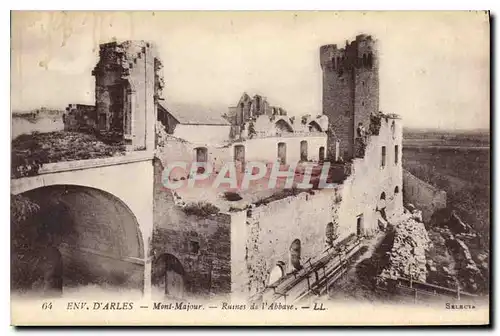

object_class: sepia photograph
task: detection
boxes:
[9,10,490,326]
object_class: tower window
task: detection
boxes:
[368,53,374,68]
[395,145,399,164]
[381,146,386,168]
[189,241,200,254]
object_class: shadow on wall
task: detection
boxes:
[402,170,447,223]
[11,185,145,296]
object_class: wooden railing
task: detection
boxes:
[250,234,363,304]
[377,276,478,302]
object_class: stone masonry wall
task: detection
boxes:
[230,187,345,299]
[338,116,404,235]
[151,159,231,298]
[403,170,447,223]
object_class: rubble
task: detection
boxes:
[379,216,431,282]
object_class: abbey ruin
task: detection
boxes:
[12,33,486,304]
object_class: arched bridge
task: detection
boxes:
[11,151,155,297]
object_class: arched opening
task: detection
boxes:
[289,239,302,271]
[11,185,144,297]
[152,253,186,300]
[308,121,322,132]
[318,146,325,162]
[275,119,293,134]
[300,140,308,161]
[331,57,336,69]
[362,54,367,67]
[267,261,285,286]
[391,121,396,138]
[380,192,386,200]
[394,186,400,194]
[277,142,287,165]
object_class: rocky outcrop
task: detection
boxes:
[379,216,431,282]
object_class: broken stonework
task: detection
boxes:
[379,216,431,282]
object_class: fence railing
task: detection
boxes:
[377,276,478,302]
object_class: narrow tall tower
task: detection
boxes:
[320,34,379,160]
[92,40,164,151]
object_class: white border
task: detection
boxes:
[3,2,497,334]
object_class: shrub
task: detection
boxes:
[183,201,220,217]
[223,191,243,202]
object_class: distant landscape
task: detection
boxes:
[11,108,65,139]
[403,128,490,249]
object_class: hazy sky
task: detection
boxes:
[11,11,489,130]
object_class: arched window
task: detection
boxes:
[362,54,367,67]
[391,121,396,138]
[394,186,400,194]
[380,192,386,200]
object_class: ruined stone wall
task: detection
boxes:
[152,159,231,298]
[338,116,404,235]
[230,187,345,299]
[93,41,159,151]
[403,170,447,222]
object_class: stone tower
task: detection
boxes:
[320,34,379,160]
[92,40,164,151]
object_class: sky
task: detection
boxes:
[11,11,490,130]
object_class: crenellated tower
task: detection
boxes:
[320,34,379,160]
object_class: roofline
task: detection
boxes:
[178,122,231,126]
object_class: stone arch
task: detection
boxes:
[151,253,186,299]
[275,118,294,133]
[12,184,145,295]
[289,239,302,271]
[378,191,387,216]
[308,120,323,132]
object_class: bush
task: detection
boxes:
[223,191,243,202]
[183,201,220,217]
